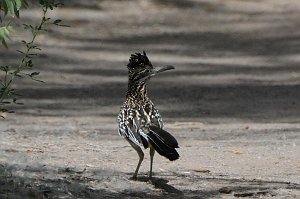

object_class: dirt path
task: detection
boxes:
[1,0,300,198]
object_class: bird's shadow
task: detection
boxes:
[128,174,183,194]
[1,164,300,199]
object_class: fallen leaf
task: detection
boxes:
[192,169,210,173]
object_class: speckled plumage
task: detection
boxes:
[117,51,179,179]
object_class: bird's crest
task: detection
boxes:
[127,51,152,69]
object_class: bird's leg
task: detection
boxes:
[149,147,155,180]
[133,148,144,179]
[128,140,144,180]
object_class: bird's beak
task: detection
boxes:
[139,65,175,82]
[154,65,175,74]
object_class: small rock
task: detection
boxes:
[219,187,232,194]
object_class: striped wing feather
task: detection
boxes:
[147,131,179,161]
[149,125,179,148]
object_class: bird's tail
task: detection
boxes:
[147,126,179,161]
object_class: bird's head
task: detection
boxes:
[127,51,174,83]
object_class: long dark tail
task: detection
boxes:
[147,126,179,161]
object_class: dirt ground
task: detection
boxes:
[1,0,300,198]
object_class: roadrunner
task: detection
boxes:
[117,51,179,180]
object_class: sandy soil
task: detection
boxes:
[1,0,300,198]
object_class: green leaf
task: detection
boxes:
[33,46,41,50]
[0,25,14,35]
[15,0,22,10]
[53,19,61,25]
[39,0,48,6]
[23,24,34,30]
[1,0,26,18]
[0,65,12,72]
[26,60,33,68]
[6,25,14,32]
[14,8,20,18]
[15,73,22,78]
[16,50,25,54]
[4,0,15,17]
[29,72,44,83]
[29,72,40,77]
[27,53,37,57]
[2,0,8,16]
[0,25,14,48]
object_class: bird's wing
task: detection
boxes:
[117,108,144,147]
[142,103,164,128]
[149,125,179,148]
[147,125,179,161]
[151,109,164,128]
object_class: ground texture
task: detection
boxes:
[1,0,300,198]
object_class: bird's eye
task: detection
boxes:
[145,69,150,73]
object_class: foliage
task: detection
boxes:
[0,0,66,117]
[0,0,27,47]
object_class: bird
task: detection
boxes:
[117,51,179,180]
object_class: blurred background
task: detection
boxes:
[1,0,300,123]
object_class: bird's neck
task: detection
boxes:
[126,81,148,102]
